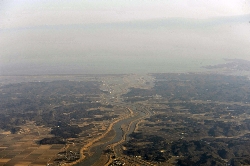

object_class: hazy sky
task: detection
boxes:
[0,0,250,74]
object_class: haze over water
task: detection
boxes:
[1,56,225,75]
[1,0,250,75]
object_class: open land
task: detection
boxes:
[1,59,250,166]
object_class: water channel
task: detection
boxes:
[75,109,146,166]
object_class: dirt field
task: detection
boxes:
[0,121,65,166]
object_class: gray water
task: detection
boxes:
[76,110,146,166]
[1,57,225,76]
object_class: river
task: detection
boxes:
[75,108,146,166]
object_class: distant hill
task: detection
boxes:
[203,59,250,71]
